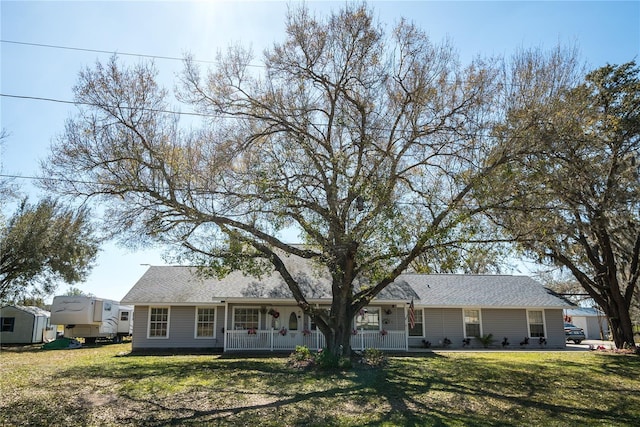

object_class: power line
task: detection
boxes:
[2,38,544,87]
[1,174,47,182]
[0,92,503,141]
[0,39,217,64]
[0,39,571,137]
[0,93,210,118]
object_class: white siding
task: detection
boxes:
[417,308,465,348]
[544,309,566,347]
[410,307,567,349]
[0,306,44,344]
[481,309,566,348]
[481,309,527,348]
[131,306,223,350]
[131,305,567,351]
[0,306,35,344]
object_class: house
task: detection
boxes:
[121,260,571,352]
[0,305,56,344]
[564,307,609,340]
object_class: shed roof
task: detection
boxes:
[0,305,50,317]
[565,307,604,317]
[122,265,569,309]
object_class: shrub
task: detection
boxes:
[361,348,387,367]
[287,345,315,369]
[288,346,354,370]
[315,348,352,369]
[315,348,337,368]
[290,345,312,361]
[476,333,494,348]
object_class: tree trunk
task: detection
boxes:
[322,321,353,357]
[317,244,359,357]
[321,293,354,357]
[605,298,636,349]
[568,249,637,349]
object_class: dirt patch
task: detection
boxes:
[1,344,43,353]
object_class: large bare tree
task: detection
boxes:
[482,53,639,348]
[43,5,508,356]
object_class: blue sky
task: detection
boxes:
[1,1,639,302]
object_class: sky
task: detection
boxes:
[1,0,639,302]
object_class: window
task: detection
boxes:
[148,307,169,338]
[355,308,380,331]
[288,312,298,330]
[234,308,259,330]
[408,308,424,336]
[528,310,545,337]
[196,308,216,338]
[464,309,481,337]
[120,312,129,321]
[1,317,15,332]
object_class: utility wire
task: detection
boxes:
[2,38,539,86]
[0,93,210,118]
[0,39,540,137]
[1,92,501,141]
[0,39,218,64]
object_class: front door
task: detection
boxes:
[270,307,301,332]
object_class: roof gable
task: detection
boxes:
[0,305,50,317]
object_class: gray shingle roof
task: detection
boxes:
[565,307,603,317]
[121,265,569,308]
[400,274,571,308]
[121,265,331,303]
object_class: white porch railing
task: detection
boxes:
[225,329,406,352]
[350,330,406,351]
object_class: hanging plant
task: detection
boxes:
[268,308,280,318]
[279,327,287,336]
[302,329,311,336]
[247,328,257,335]
[380,329,388,336]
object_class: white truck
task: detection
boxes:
[50,295,133,344]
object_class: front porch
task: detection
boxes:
[225,329,407,352]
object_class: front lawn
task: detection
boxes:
[1,344,639,426]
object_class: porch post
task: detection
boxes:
[405,304,409,351]
[270,327,274,351]
[223,302,229,352]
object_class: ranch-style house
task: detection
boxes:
[121,256,571,352]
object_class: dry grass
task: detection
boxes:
[1,343,639,426]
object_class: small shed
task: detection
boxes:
[564,307,609,340]
[0,305,55,344]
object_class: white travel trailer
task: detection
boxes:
[50,296,133,344]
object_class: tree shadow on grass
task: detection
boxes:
[380,354,640,426]
[120,383,377,426]
[7,351,640,426]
